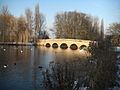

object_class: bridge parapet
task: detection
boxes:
[37,39,92,49]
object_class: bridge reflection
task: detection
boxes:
[37,46,90,61]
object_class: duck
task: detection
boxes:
[14,63,16,65]
[38,66,43,69]
[50,61,54,64]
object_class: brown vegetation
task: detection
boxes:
[42,39,118,90]
[0,5,49,43]
[107,23,120,46]
[55,11,104,40]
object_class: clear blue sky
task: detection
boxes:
[0,0,120,29]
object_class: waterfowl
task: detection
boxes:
[50,61,54,64]
[14,63,16,65]
[38,66,43,68]
[3,64,8,68]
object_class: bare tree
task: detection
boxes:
[0,6,9,15]
[25,8,33,35]
[17,16,30,43]
[34,4,46,41]
[100,19,104,40]
[107,23,120,35]
[55,11,100,40]
[0,5,46,43]
[107,22,120,46]
[0,6,18,42]
[0,6,9,42]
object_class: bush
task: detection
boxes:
[42,39,118,90]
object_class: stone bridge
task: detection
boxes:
[37,39,93,49]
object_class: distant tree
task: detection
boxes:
[54,11,100,40]
[0,6,17,42]
[0,5,47,43]
[25,8,33,37]
[17,16,30,42]
[107,23,120,46]
[41,30,49,39]
[34,4,46,41]
[100,19,104,40]
[7,15,18,42]
[0,6,9,15]
[0,6,9,42]
[107,23,120,35]
[91,17,100,40]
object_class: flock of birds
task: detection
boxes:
[1,46,43,69]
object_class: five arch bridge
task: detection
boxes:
[37,39,93,50]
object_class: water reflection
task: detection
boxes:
[0,46,87,90]
[38,46,89,62]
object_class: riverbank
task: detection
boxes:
[0,42,36,46]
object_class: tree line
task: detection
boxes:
[55,11,120,45]
[0,4,49,43]
[107,23,120,46]
[0,4,119,45]
[55,11,104,40]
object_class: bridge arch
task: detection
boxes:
[52,43,58,48]
[45,43,51,47]
[60,43,68,49]
[80,45,87,50]
[37,39,92,49]
[70,44,78,50]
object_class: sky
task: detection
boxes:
[0,0,120,30]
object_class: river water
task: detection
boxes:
[0,46,88,90]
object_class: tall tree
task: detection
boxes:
[34,4,40,38]
[0,6,17,42]
[7,14,18,42]
[0,6,9,42]
[25,8,33,37]
[17,16,30,42]
[0,5,47,43]
[100,19,104,40]
[34,4,46,41]
[0,6,9,15]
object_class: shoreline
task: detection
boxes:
[0,42,37,46]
